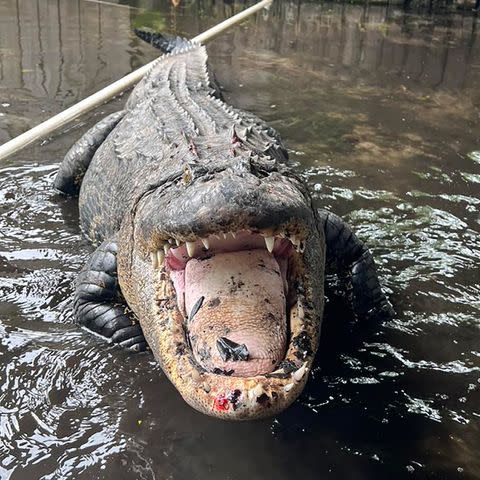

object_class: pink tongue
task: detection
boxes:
[185,249,287,377]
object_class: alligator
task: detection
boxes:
[54,31,394,420]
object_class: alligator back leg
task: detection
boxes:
[54,110,125,195]
[318,210,394,321]
[74,238,147,352]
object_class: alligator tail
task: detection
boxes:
[134,28,191,54]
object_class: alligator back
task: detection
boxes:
[78,42,288,244]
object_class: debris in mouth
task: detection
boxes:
[216,337,249,362]
[212,367,235,376]
[188,295,204,322]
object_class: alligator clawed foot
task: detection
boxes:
[74,240,148,352]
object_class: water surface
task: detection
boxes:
[0,1,479,478]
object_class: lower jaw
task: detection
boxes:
[152,271,318,419]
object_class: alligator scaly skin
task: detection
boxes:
[79,42,289,244]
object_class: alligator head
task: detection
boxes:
[116,159,325,420]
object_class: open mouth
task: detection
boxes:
[147,227,316,417]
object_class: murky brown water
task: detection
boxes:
[1,0,479,478]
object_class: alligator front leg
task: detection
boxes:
[318,210,394,321]
[54,110,125,195]
[74,239,147,352]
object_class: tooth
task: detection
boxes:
[293,362,308,382]
[164,244,170,254]
[150,252,158,269]
[202,382,211,393]
[248,385,264,402]
[278,232,285,238]
[290,234,301,246]
[222,233,227,240]
[175,239,181,246]
[284,383,295,392]
[201,237,209,249]
[156,250,165,265]
[264,236,275,253]
[253,384,264,398]
[191,369,201,382]
[297,302,305,319]
[186,241,196,257]
[231,232,236,238]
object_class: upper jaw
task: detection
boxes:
[147,227,307,271]
[134,169,314,255]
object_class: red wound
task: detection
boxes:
[213,394,230,411]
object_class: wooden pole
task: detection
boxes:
[0,0,272,161]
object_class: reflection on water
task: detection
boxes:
[0,1,479,479]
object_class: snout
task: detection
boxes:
[135,170,312,248]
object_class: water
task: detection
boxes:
[0,1,479,478]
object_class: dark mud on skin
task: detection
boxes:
[1,1,479,478]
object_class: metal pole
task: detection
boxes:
[0,0,272,161]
